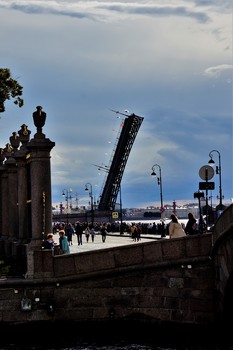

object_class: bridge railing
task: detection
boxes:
[213,204,233,243]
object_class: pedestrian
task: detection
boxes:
[198,215,207,234]
[130,224,137,241]
[75,221,83,245]
[185,213,198,235]
[169,214,186,239]
[59,230,70,254]
[90,227,95,242]
[85,225,91,242]
[43,233,55,250]
[136,225,141,241]
[65,222,74,245]
[100,224,107,243]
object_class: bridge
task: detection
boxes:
[0,204,232,346]
[0,107,232,346]
[98,111,144,211]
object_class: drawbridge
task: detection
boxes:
[98,111,144,211]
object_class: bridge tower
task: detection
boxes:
[98,112,144,211]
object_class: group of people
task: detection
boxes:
[43,212,206,253]
[42,229,70,254]
[83,223,108,243]
[43,221,109,254]
[168,212,206,239]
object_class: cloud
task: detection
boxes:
[203,64,233,78]
[0,0,232,208]
[0,0,210,22]
[99,3,210,23]
[193,0,232,13]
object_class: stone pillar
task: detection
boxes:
[14,151,29,243]
[15,124,31,244]
[5,157,18,242]
[1,143,18,256]
[26,107,55,279]
[26,107,55,249]
[0,149,7,255]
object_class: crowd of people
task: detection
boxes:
[43,212,207,254]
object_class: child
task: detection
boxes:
[59,230,70,254]
[43,233,55,250]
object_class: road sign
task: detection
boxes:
[112,212,119,219]
[199,182,215,190]
[199,165,214,181]
[194,191,204,199]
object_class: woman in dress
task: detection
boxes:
[169,214,186,239]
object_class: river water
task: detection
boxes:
[0,340,221,350]
[0,322,224,350]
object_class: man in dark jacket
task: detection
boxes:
[75,222,83,245]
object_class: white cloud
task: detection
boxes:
[0,0,232,208]
[0,0,211,22]
[203,64,233,78]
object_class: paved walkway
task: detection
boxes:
[54,232,166,254]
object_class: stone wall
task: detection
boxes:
[0,234,215,328]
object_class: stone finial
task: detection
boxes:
[3,143,13,159]
[18,124,31,149]
[33,106,46,138]
[0,148,5,164]
[9,132,20,151]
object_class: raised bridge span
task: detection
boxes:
[0,204,232,345]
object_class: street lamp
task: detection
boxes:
[151,164,164,216]
[85,183,94,227]
[62,188,72,223]
[208,150,223,210]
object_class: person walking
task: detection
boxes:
[59,230,70,254]
[90,227,95,242]
[75,221,83,245]
[85,225,91,242]
[198,214,207,234]
[169,214,186,239]
[100,224,107,243]
[130,224,137,241]
[185,212,198,235]
[65,222,74,245]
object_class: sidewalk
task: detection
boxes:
[54,232,165,254]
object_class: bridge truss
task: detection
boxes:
[98,112,144,211]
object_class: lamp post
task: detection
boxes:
[85,183,94,227]
[62,188,72,224]
[208,150,223,210]
[151,164,164,217]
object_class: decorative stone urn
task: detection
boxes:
[9,132,20,152]
[0,148,5,165]
[33,106,46,138]
[18,124,31,149]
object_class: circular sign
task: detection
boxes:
[199,165,214,180]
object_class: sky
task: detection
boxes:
[0,0,232,210]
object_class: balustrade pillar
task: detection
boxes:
[5,156,18,255]
[26,107,55,249]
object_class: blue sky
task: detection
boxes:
[0,0,232,209]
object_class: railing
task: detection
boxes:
[213,204,233,243]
